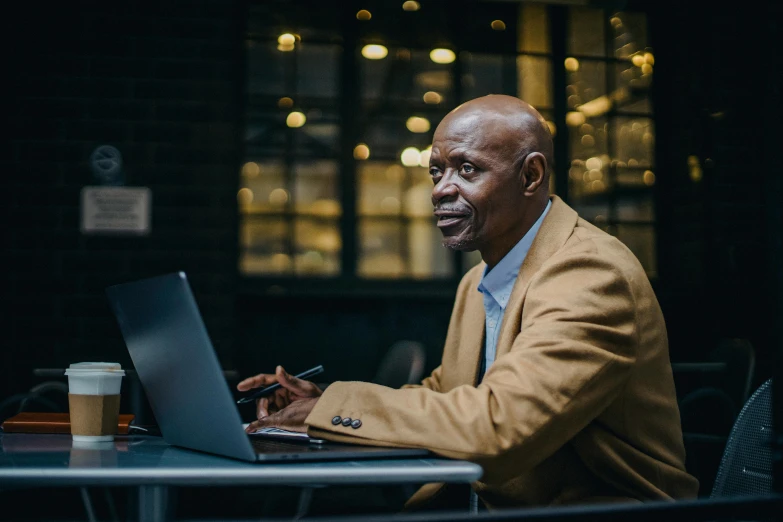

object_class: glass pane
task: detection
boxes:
[615,224,656,276]
[568,155,610,201]
[403,169,434,218]
[613,117,654,166]
[616,195,655,222]
[293,160,341,216]
[359,162,403,216]
[567,60,606,111]
[462,53,505,100]
[568,7,605,57]
[569,117,608,165]
[612,12,648,59]
[362,48,455,105]
[615,167,656,189]
[297,109,340,155]
[614,62,652,113]
[363,115,434,161]
[359,220,404,278]
[517,56,552,109]
[296,44,339,99]
[239,161,288,214]
[246,43,287,96]
[518,3,550,53]
[240,218,291,275]
[293,219,340,276]
[408,219,452,278]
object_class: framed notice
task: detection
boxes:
[80,186,151,235]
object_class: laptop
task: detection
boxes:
[105,271,430,462]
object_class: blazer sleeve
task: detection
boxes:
[306,244,637,484]
[402,365,443,392]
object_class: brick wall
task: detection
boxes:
[5,1,242,403]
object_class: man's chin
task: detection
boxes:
[441,236,478,251]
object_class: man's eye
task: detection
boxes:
[461,164,476,174]
[429,168,441,177]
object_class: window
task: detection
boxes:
[240,2,656,282]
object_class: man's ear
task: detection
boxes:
[521,152,547,196]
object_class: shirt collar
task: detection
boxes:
[477,200,552,309]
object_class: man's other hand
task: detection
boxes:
[237,365,322,422]
[244,397,319,433]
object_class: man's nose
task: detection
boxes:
[431,175,459,205]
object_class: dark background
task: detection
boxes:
[2,0,781,519]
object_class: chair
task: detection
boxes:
[710,379,773,497]
[372,341,427,389]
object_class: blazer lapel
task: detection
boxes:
[494,195,579,359]
[456,269,486,387]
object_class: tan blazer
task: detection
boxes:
[306,195,699,508]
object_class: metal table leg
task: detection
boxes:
[138,485,169,522]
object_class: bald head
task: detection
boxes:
[436,95,554,179]
[429,95,553,268]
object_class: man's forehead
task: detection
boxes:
[432,110,513,155]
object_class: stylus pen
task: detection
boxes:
[236,365,324,404]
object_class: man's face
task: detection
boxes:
[429,111,526,253]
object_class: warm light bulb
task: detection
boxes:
[406,116,431,133]
[278,33,295,46]
[566,111,586,127]
[353,143,370,160]
[286,111,306,128]
[401,147,421,167]
[429,48,456,64]
[242,162,260,178]
[402,1,420,11]
[423,91,442,104]
[490,20,506,31]
[632,54,645,67]
[361,44,388,60]
[277,97,294,108]
[564,57,580,72]
[356,9,372,21]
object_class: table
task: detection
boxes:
[0,434,483,521]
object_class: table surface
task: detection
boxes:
[0,434,483,487]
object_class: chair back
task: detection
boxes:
[373,341,426,389]
[710,379,773,497]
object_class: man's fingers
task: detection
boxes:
[257,397,269,419]
[237,373,278,392]
[276,366,321,396]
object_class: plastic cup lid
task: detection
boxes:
[65,362,125,376]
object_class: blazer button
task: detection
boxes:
[351,419,362,429]
[341,417,353,427]
[331,416,342,426]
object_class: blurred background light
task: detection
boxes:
[419,146,432,167]
[429,48,455,64]
[356,9,371,21]
[353,143,371,160]
[277,97,294,108]
[237,187,254,205]
[269,187,290,205]
[564,57,580,71]
[422,91,442,104]
[242,162,260,178]
[286,111,306,128]
[401,1,420,11]
[362,44,388,60]
[401,147,421,167]
[406,116,431,133]
[491,20,506,31]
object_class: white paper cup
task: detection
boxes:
[65,363,125,442]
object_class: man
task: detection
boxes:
[239,95,699,508]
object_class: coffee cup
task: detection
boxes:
[64,362,125,442]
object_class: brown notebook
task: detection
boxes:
[1,412,135,435]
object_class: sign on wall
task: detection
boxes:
[80,144,152,235]
[80,186,151,235]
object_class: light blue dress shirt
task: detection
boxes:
[477,200,551,375]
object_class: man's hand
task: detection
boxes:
[244,397,319,433]
[237,365,322,423]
